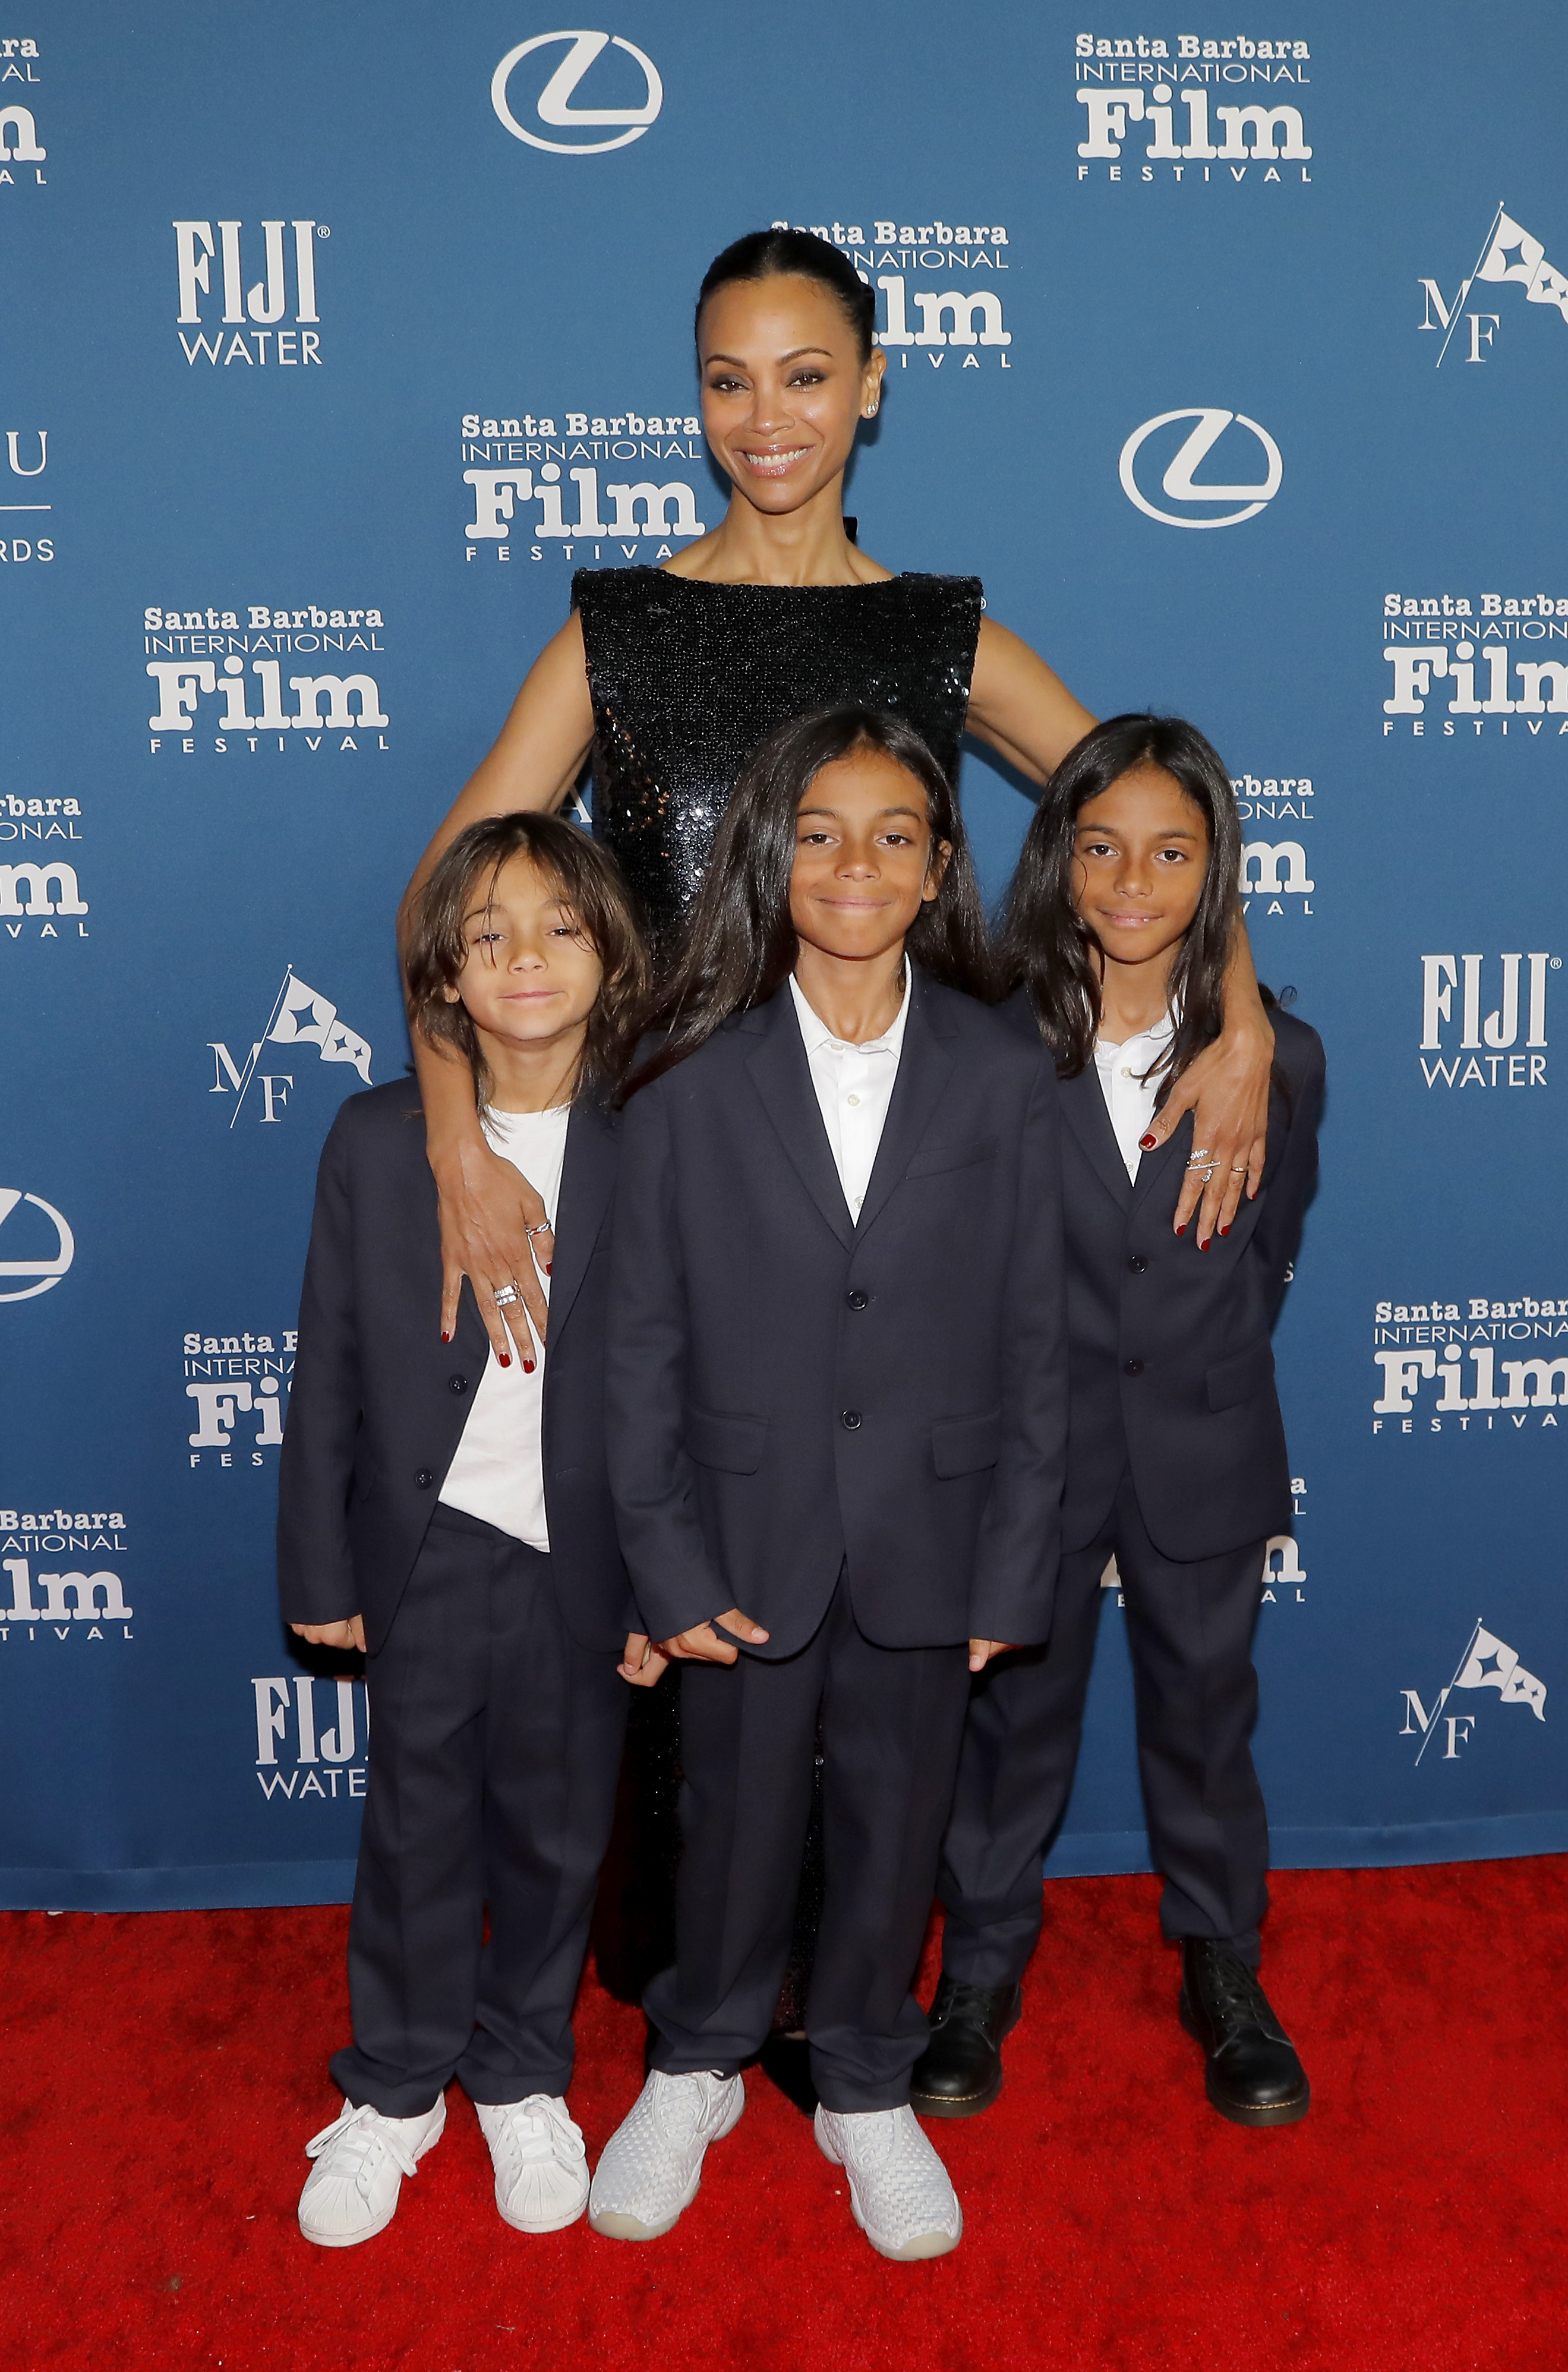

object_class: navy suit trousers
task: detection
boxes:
[332,1504,628,2116]
[645,1576,973,2112]
[938,1472,1270,1985]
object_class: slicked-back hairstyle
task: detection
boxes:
[998,714,1245,1091]
[406,812,649,1108]
[696,228,878,362]
[622,705,992,1097]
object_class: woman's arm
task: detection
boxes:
[968,614,1274,1234]
[399,610,598,1361]
[1142,925,1274,1245]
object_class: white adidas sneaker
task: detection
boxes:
[298,2096,446,2247]
[588,2070,744,2240]
[815,2103,963,2261]
[475,2095,590,2234]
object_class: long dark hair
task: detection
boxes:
[998,714,1244,1090]
[696,228,877,362]
[406,812,649,1107]
[621,706,992,1096]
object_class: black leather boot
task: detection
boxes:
[1179,1939,1310,2127]
[909,1974,1023,2119]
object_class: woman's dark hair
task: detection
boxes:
[696,228,877,362]
[406,812,649,1107]
[998,714,1245,1092]
[622,706,992,1096]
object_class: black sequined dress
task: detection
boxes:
[575,567,984,941]
[574,565,985,2027]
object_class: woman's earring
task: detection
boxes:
[865,402,879,417]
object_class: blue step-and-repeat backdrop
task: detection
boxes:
[3,3,1566,1908]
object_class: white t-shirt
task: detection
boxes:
[1093,1013,1176,1181]
[437,1103,570,1554]
[787,970,910,1220]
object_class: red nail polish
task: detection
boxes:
[1175,1224,1185,1237]
[1200,1238,1211,1252]
[1139,1134,1157,1150]
[1219,1225,1231,1238]
[523,1360,535,1374]
[441,1332,451,1344]
[544,1261,553,1276]
[499,1353,511,1367]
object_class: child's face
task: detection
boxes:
[447,853,604,1053]
[789,747,949,965]
[1069,765,1209,973]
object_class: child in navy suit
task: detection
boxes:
[279,813,658,2245]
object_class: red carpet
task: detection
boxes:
[5,1862,1567,2371]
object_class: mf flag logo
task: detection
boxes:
[210,969,372,1127]
[1402,1621,1547,1762]
[1422,203,1568,365]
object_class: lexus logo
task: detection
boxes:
[0,1186,75,1302]
[1118,408,1283,529]
[491,30,663,155]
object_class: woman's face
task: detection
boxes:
[1069,764,1210,974]
[789,746,948,966]
[698,275,885,517]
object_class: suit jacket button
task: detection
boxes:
[846,1290,869,1311]
[1123,1360,1144,1377]
[840,1409,862,1429]
[448,1373,469,1393]
[415,1468,436,1489]
[1128,1256,1147,1275]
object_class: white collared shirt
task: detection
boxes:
[788,969,910,1221]
[437,1102,570,1553]
[1093,1013,1176,1181]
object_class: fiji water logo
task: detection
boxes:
[253,1676,368,1801]
[173,219,327,367]
[1419,953,1555,1088]
[1402,1620,1545,1762]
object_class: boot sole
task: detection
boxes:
[588,2083,745,2240]
[1179,1999,1311,2127]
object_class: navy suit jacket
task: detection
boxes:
[605,969,1069,1658]
[276,1079,635,1656]
[1033,998,1324,1562]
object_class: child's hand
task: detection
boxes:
[291,1616,366,1653]
[619,1632,671,1687]
[968,1637,1018,1674]
[658,1609,771,1666]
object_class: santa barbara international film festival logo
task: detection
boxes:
[491,30,661,155]
[1419,203,1568,368]
[1,1507,132,1648]
[173,217,327,368]
[1372,1291,1568,1435]
[144,601,388,758]
[251,1674,367,1805]
[1119,409,1282,529]
[1401,1621,1545,1764]
[768,215,1014,380]
[208,968,372,1130]
[1072,29,1313,188]
[1381,591,1568,740]
[184,1326,294,1469]
[1232,765,1315,920]
[0,34,46,191]
[462,405,706,567]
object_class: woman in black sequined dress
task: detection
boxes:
[396,229,1278,2013]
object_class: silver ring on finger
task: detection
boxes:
[526,1223,552,1240]
[492,1282,520,1308]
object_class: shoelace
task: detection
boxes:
[651,2071,723,2144]
[932,1979,1005,2027]
[304,2102,421,2187]
[490,2095,586,2169]
[1195,1951,1280,2039]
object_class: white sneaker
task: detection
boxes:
[815,2103,963,2261]
[298,2096,446,2247]
[588,2070,744,2240]
[475,2095,590,2234]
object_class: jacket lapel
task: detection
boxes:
[546,1097,617,1340]
[1060,1065,1133,1215]
[853,970,957,1241]
[743,989,855,1251]
[1130,1098,1192,1216]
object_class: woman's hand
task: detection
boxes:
[968,1637,1018,1674]
[618,1633,671,1687]
[657,1608,771,1666]
[431,1128,553,1367]
[290,1616,366,1652]
[1143,1018,1272,1246]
